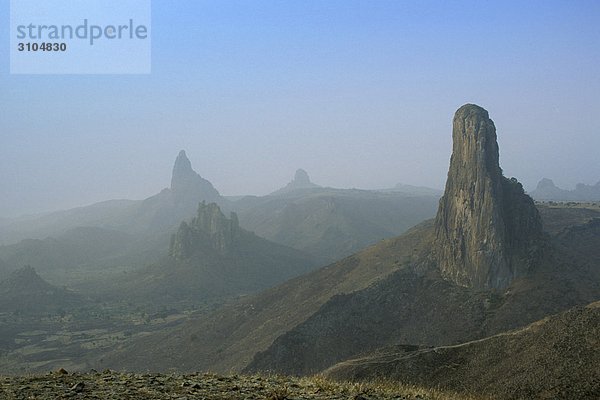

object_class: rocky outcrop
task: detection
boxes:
[169,202,240,259]
[126,150,228,234]
[433,104,543,289]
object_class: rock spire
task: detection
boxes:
[169,202,240,260]
[433,104,542,289]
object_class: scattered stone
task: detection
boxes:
[70,382,85,392]
[0,372,446,399]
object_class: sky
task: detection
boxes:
[1,0,599,218]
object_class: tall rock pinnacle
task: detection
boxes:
[433,104,542,289]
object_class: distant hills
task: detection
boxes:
[0,152,440,282]
[104,202,319,307]
[381,183,442,196]
[530,178,600,202]
[0,150,228,245]
[236,170,439,262]
[0,266,81,315]
[0,226,165,284]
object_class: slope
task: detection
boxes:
[0,266,82,315]
[325,301,600,400]
[97,220,434,372]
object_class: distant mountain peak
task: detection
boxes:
[170,150,195,191]
[272,169,320,195]
[530,177,600,201]
[294,169,311,185]
[536,178,557,190]
[433,104,543,289]
[0,265,53,294]
[168,150,222,206]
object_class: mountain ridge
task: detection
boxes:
[530,177,600,202]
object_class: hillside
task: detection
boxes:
[0,200,138,246]
[246,235,599,375]
[97,220,434,372]
[325,301,600,400]
[236,183,439,262]
[0,266,81,315]
[0,226,168,285]
[536,202,600,235]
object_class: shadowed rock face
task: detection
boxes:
[433,104,542,289]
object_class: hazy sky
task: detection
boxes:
[1,1,599,217]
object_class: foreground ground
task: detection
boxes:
[0,370,478,400]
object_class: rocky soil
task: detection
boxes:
[0,370,473,400]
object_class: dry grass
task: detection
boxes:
[301,374,488,400]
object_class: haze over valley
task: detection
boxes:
[1,2,599,399]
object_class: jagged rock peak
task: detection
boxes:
[169,202,240,260]
[432,104,543,290]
